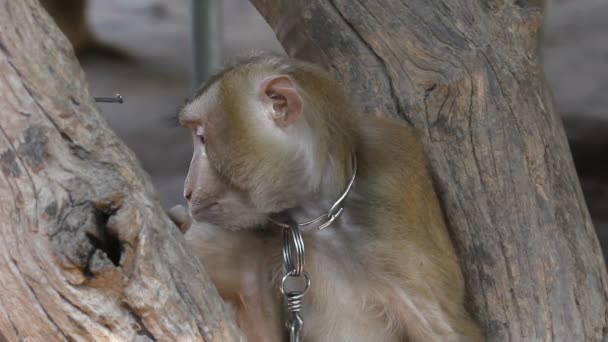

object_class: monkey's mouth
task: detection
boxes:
[201,202,219,210]
[189,201,219,219]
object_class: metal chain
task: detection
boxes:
[280,222,310,342]
[273,154,357,341]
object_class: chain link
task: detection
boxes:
[281,223,310,342]
[282,223,305,276]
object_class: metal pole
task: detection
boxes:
[191,0,223,88]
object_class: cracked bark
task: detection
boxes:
[249,0,608,341]
[0,1,241,340]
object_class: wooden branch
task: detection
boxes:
[249,0,608,340]
[0,1,241,340]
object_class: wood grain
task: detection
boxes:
[249,0,608,340]
[0,1,241,340]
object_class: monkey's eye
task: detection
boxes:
[195,126,205,144]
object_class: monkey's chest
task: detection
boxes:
[299,244,399,342]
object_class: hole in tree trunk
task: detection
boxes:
[86,209,122,267]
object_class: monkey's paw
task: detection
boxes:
[168,205,192,234]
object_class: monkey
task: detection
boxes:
[169,54,483,341]
[40,0,126,59]
[39,0,89,52]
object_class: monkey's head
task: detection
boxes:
[178,55,356,230]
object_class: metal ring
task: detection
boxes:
[268,153,357,232]
[280,271,311,296]
[326,154,357,216]
[282,229,294,274]
[318,207,344,230]
[282,223,305,276]
[268,216,291,229]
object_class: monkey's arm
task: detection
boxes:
[356,116,483,341]
[386,270,484,342]
[184,223,284,342]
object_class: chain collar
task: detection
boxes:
[272,153,356,341]
[269,154,357,231]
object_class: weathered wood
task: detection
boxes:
[0,1,241,340]
[249,0,608,341]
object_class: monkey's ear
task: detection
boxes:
[261,75,303,128]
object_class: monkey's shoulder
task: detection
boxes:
[353,114,436,206]
[356,115,428,169]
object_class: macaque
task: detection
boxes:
[170,54,483,341]
[40,0,124,58]
[40,0,90,51]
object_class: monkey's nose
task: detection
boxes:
[184,188,192,201]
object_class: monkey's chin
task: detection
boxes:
[189,210,267,231]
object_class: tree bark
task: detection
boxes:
[248,0,608,341]
[0,1,241,340]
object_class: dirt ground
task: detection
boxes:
[81,0,608,258]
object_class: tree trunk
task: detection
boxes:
[248,0,608,341]
[0,1,241,340]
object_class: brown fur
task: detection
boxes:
[175,55,483,341]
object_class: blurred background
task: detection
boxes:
[73,0,282,208]
[44,0,608,260]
